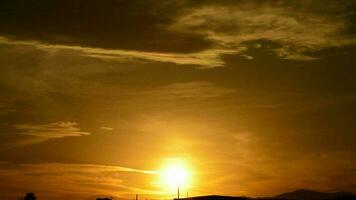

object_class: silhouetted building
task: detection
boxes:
[24,193,36,200]
[96,198,112,200]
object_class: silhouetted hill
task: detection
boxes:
[83,195,125,200]
[176,190,356,200]
[174,195,248,200]
[275,189,356,200]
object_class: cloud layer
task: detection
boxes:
[170,2,356,61]
[0,1,355,68]
[13,122,90,144]
[0,162,157,200]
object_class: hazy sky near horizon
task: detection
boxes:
[0,0,356,200]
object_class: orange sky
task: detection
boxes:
[0,1,356,200]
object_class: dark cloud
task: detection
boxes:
[170,0,356,61]
[1,0,355,68]
[0,0,211,53]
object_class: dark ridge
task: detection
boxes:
[174,195,249,200]
[275,189,356,200]
[174,190,356,200]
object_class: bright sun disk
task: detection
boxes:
[160,159,192,191]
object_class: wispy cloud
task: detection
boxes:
[0,97,16,116]
[13,121,90,144]
[0,162,158,200]
[170,2,356,61]
[0,36,241,68]
[100,127,114,131]
[150,82,236,99]
[0,2,355,69]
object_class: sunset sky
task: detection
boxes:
[0,1,356,200]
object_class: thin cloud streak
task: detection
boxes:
[13,122,90,145]
[0,36,242,68]
[100,127,114,131]
[143,82,236,99]
[0,162,159,200]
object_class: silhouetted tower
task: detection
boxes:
[136,194,138,200]
[178,186,180,199]
[24,193,36,200]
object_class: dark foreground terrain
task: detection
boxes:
[174,190,356,200]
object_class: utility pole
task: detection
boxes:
[136,194,138,200]
[177,186,180,199]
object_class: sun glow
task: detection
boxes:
[160,159,192,192]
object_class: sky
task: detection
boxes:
[0,0,356,200]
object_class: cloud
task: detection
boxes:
[0,1,355,69]
[0,0,210,53]
[169,2,356,61]
[0,36,241,68]
[100,127,114,131]
[150,81,236,99]
[0,162,158,200]
[13,122,90,144]
[0,97,16,116]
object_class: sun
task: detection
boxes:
[160,159,192,192]
[163,165,187,187]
